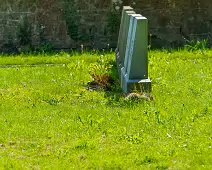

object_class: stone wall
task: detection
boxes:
[0,0,212,51]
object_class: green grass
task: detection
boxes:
[0,50,211,169]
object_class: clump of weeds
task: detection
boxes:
[87,55,116,91]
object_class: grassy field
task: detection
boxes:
[0,50,211,169]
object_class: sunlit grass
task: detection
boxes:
[0,50,211,169]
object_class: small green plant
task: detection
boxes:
[89,55,113,77]
[148,34,152,51]
[62,0,80,41]
[184,39,210,51]
[88,55,115,90]
[17,16,32,46]
[39,43,54,53]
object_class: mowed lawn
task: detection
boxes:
[0,50,211,169]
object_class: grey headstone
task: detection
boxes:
[116,7,135,79]
[117,6,134,52]
[121,16,151,93]
[116,6,151,93]
[127,16,148,79]
[124,14,142,70]
[118,11,135,66]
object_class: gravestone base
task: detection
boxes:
[121,68,151,93]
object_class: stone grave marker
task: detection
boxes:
[117,6,134,53]
[117,6,152,93]
[123,14,142,70]
[118,11,136,63]
[117,10,135,74]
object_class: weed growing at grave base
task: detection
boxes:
[88,55,117,91]
[0,50,211,169]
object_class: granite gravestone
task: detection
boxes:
[116,6,152,93]
[117,7,135,75]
